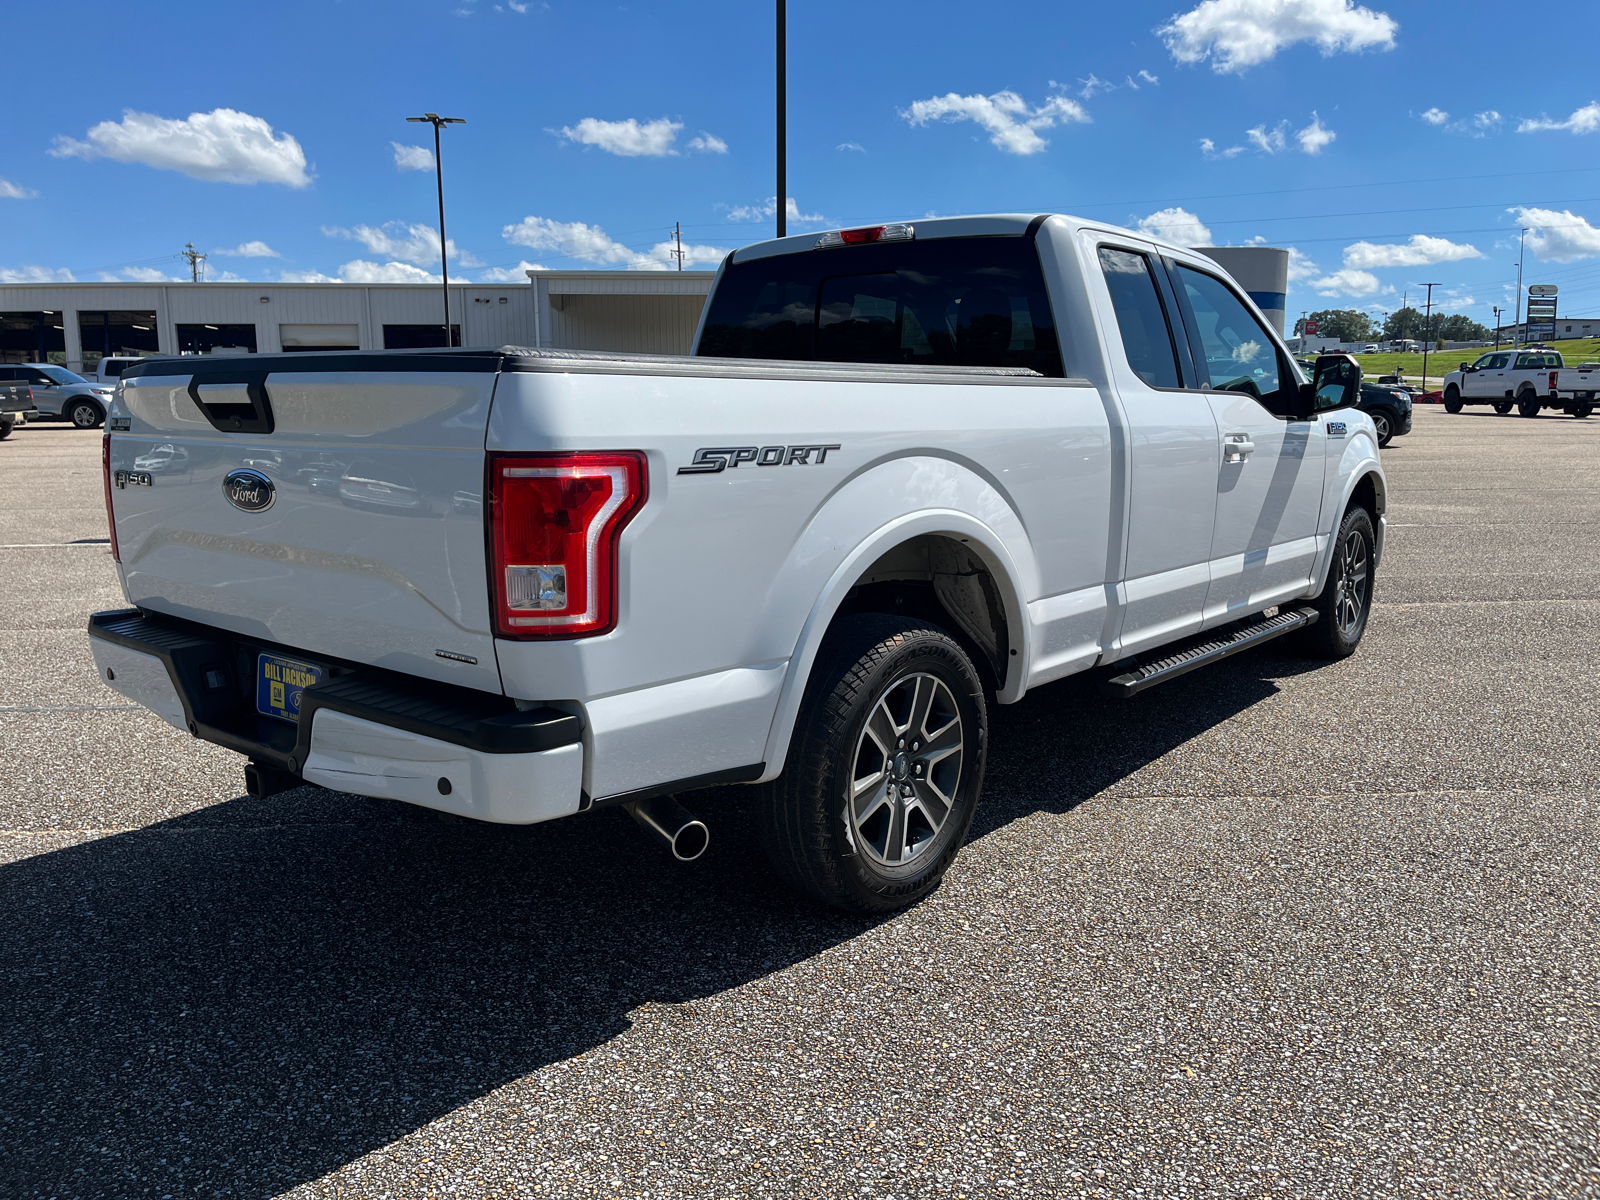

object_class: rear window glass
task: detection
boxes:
[697,236,1063,375]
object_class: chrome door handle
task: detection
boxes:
[1223,435,1255,463]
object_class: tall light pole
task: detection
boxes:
[1513,227,1528,348]
[407,112,466,345]
[1420,282,1439,389]
[776,0,786,239]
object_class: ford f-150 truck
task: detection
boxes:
[90,214,1385,912]
[1442,347,1599,417]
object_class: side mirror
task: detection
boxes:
[1458,362,1471,372]
[1311,353,1361,413]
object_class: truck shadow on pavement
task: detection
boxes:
[0,648,1306,1199]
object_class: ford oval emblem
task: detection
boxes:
[223,468,275,512]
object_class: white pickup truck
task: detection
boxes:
[91,214,1385,912]
[1442,347,1599,418]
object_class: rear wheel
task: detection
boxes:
[1517,389,1541,418]
[1574,404,1593,419]
[1493,400,1514,414]
[1370,408,1393,447]
[1443,385,1463,414]
[68,399,103,429]
[0,415,13,439]
[758,615,987,912]
[1300,504,1375,659]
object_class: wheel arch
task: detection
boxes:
[757,506,1036,784]
[1311,458,1386,593]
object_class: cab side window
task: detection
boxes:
[1097,246,1181,389]
[1174,265,1286,411]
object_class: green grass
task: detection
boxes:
[1313,337,1600,386]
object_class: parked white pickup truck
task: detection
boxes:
[1442,347,1599,418]
[91,214,1385,912]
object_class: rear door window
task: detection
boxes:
[1097,246,1181,389]
[698,236,1063,375]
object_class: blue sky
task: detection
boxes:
[4,0,1600,327]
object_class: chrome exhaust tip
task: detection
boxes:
[623,795,710,862]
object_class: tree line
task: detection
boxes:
[1291,308,1493,344]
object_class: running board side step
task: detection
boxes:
[1103,607,1319,698]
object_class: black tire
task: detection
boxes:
[1517,389,1541,418]
[758,614,988,913]
[1300,504,1375,659]
[67,399,103,429]
[1442,385,1463,414]
[1574,404,1593,419]
[1370,408,1394,447]
[0,415,12,439]
[1493,400,1514,414]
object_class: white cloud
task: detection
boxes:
[1310,267,1382,296]
[323,221,481,268]
[1136,206,1212,246]
[508,0,529,10]
[123,266,182,282]
[337,260,440,283]
[555,116,684,157]
[685,132,728,154]
[1296,113,1336,153]
[1159,0,1398,74]
[722,196,827,224]
[1200,137,1244,159]
[1517,101,1600,135]
[277,268,341,283]
[1420,107,1449,125]
[478,261,549,281]
[837,141,866,153]
[1510,206,1600,263]
[0,265,75,283]
[900,90,1089,156]
[1077,74,1115,100]
[214,240,280,258]
[1247,122,1287,153]
[503,215,728,271]
[50,108,310,186]
[1139,69,1161,84]
[0,177,37,199]
[1341,234,1482,269]
[392,142,435,172]
[1473,110,1502,132]
[1286,247,1319,281]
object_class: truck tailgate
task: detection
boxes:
[111,356,503,694]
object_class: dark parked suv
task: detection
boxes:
[1358,382,1411,447]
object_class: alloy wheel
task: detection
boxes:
[848,672,964,868]
[1333,528,1369,637]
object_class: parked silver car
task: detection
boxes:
[0,364,115,428]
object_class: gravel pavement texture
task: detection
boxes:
[1,409,1596,1199]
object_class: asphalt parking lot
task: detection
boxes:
[2,407,1597,1200]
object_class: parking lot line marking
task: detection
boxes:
[0,704,143,713]
[0,541,111,549]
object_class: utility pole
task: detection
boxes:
[181,243,206,282]
[1513,228,1529,347]
[1493,305,1501,349]
[406,112,466,345]
[776,0,786,239]
[1420,282,1440,390]
[671,222,684,271]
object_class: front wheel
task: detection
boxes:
[1443,386,1463,414]
[1371,409,1393,447]
[67,399,103,429]
[758,615,987,912]
[1300,505,1375,659]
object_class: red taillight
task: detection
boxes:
[101,433,121,563]
[840,225,886,245]
[488,451,646,639]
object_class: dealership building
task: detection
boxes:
[0,271,717,373]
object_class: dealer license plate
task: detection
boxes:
[256,653,322,723]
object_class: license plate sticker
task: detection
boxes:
[256,653,322,723]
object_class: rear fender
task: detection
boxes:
[756,459,1038,783]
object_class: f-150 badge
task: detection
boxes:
[679,444,842,474]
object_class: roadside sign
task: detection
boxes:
[1526,293,1558,341]
[1304,320,1318,335]
[1528,284,1558,297]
